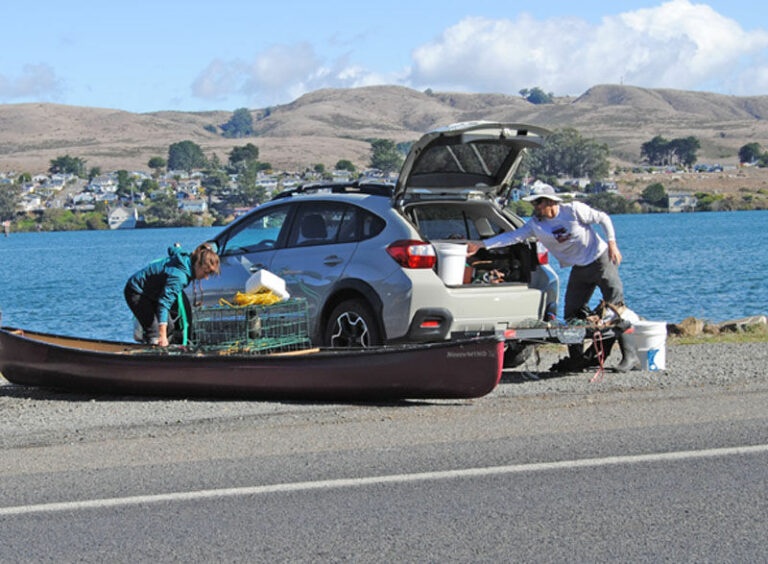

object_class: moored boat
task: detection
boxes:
[0,327,503,400]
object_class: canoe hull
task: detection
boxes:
[0,327,503,400]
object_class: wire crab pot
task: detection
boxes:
[189,298,311,355]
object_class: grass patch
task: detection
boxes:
[668,324,768,345]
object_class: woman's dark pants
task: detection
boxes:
[124,284,173,343]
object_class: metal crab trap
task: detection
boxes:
[189,298,311,355]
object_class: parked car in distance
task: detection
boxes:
[192,122,559,366]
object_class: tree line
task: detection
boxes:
[4,118,767,229]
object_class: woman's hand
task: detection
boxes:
[158,323,169,347]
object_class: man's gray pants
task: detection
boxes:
[564,250,625,321]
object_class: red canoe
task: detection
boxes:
[0,327,503,400]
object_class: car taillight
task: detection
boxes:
[386,240,437,269]
[536,241,549,265]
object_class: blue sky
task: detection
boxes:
[2,0,767,113]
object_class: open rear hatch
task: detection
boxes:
[395,122,550,287]
[394,122,550,203]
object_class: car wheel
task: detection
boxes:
[503,343,534,368]
[325,299,382,348]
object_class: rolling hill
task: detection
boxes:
[1,84,767,174]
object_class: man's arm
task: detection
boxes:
[574,202,621,264]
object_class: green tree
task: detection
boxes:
[220,108,254,138]
[313,163,325,173]
[208,153,223,171]
[201,170,230,209]
[695,191,724,211]
[148,156,166,178]
[641,135,700,167]
[230,161,268,207]
[641,182,667,206]
[641,136,672,166]
[584,192,637,215]
[335,159,356,172]
[116,170,135,199]
[168,141,208,172]
[49,154,87,177]
[670,136,700,168]
[88,167,102,182]
[522,86,554,104]
[0,183,22,221]
[525,128,610,180]
[369,139,403,173]
[145,192,180,226]
[507,199,534,217]
[139,178,159,194]
[228,143,260,169]
[738,142,764,164]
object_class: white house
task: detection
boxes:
[108,207,138,229]
[20,194,43,212]
[178,199,208,214]
[667,192,697,212]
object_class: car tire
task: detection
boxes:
[503,343,534,368]
[324,299,382,348]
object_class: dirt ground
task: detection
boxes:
[615,165,768,196]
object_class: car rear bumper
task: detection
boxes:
[392,269,547,340]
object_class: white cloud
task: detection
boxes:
[191,0,768,107]
[190,59,249,100]
[192,43,391,107]
[407,0,768,96]
[0,64,64,101]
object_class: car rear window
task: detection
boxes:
[412,207,503,240]
[409,142,516,187]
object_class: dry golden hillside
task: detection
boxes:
[1,84,768,175]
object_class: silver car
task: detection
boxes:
[195,122,558,366]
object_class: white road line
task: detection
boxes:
[2,444,766,517]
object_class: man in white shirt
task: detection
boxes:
[467,182,638,372]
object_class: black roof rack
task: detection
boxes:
[270,180,394,200]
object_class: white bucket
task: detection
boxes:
[433,241,468,286]
[633,321,667,371]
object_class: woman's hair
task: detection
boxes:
[191,243,220,276]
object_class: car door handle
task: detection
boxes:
[323,255,344,266]
[249,264,266,273]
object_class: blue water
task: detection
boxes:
[548,210,768,323]
[0,227,217,341]
[0,211,766,341]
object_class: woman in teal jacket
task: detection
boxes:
[125,243,220,346]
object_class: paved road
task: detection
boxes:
[1,362,766,562]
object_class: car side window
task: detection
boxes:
[337,207,359,243]
[221,207,289,255]
[289,204,347,247]
[361,212,385,240]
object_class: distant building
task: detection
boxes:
[178,199,208,214]
[667,192,697,213]
[108,207,138,229]
[588,181,619,194]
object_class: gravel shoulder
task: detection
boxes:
[1,342,766,450]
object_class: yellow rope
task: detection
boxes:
[218,290,282,308]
